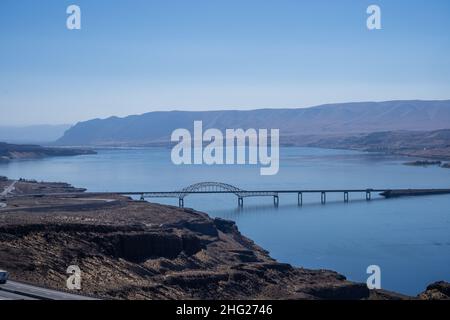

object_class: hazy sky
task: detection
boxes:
[1,0,450,125]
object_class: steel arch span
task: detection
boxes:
[179,182,244,199]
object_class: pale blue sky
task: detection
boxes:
[1,0,449,125]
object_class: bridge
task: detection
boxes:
[138,182,280,207]
[130,182,450,208]
[6,181,450,208]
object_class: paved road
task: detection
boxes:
[0,180,17,197]
[0,180,17,208]
[0,280,96,300]
[0,288,37,300]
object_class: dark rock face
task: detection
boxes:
[182,220,219,237]
[419,281,450,300]
[404,160,442,166]
[214,218,238,233]
[101,232,204,262]
[304,283,370,300]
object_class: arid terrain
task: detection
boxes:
[0,178,448,300]
[0,142,96,162]
[283,129,450,162]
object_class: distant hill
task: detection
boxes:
[294,129,450,161]
[0,124,71,144]
[55,100,450,146]
[0,142,96,162]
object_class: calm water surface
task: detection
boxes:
[1,147,449,295]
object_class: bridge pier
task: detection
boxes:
[366,191,371,201]
[321,192,326,204]
[179,198,184,208]
[273,195,279,207]
[238,197,244,207]
[298,192,303,206]
[344,192,349,203]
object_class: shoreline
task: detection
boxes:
[46,143,450,162]
[0,142,97,163]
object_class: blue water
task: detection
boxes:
[1,147,449,296]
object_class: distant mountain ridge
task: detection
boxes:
[56,100,450,146]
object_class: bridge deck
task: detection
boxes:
[7,188,450,198]
[3,181,450,208]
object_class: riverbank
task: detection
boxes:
[0,178,448,299]
[0,142,96,163]
[403,160,450,168]
[281,129,450,161]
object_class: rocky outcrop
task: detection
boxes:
[404,160,442,166]
[419,282,450,300]
[99,231,205,262]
